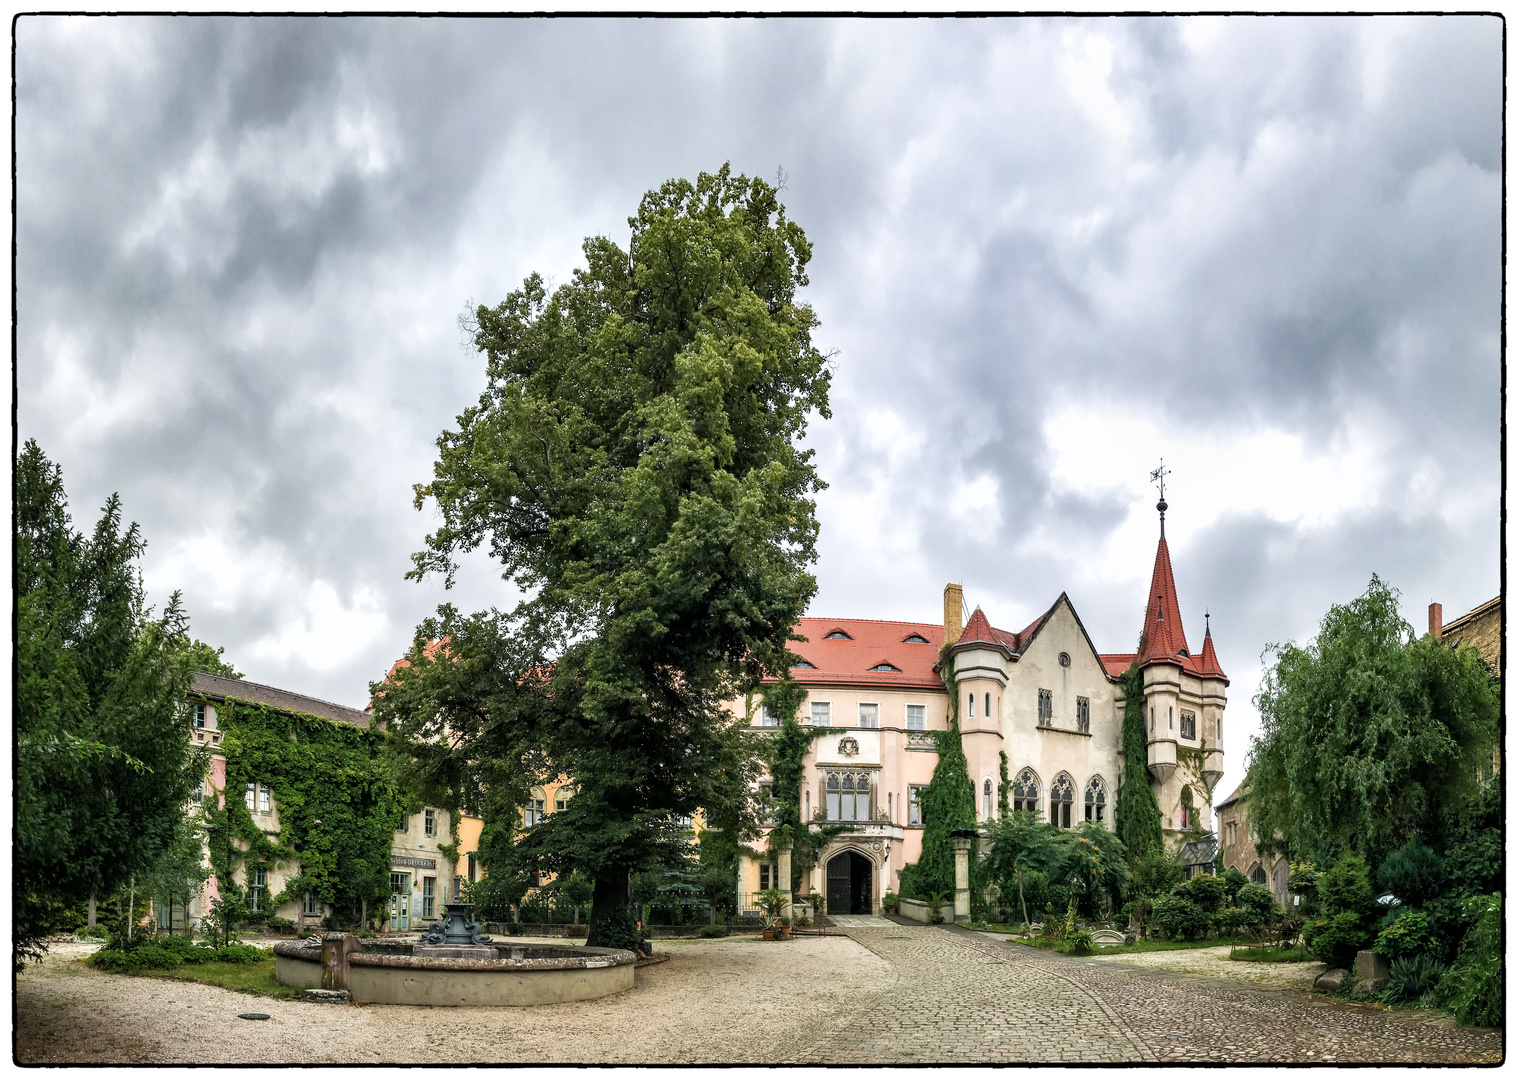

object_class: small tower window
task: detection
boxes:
[1180,711,1197,740]
[967,694,975,718]
[984,693,991,717]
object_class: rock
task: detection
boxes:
[1315,968,1350,992]
[1354,950,1390,994]
[301,989,351,1003]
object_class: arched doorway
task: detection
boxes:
[826,851,874,915]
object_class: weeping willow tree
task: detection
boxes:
[1114,664,1164,860]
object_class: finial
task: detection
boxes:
[1205,609,1211,637]
[1150,459,1171,538]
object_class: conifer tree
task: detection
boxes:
[1114,665,1164,861]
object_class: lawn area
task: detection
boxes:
[1229,945,1313,964]
[153,955,300,998]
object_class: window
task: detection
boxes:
[1012,769,1039,814]
[1251,864,1268,885]
[827,771,870,821]
[304,891,320,916]
[1084,776,1107,823]
[760,704,779,727]
[192,703,206,728]
[245,782,256,810]
[1076,697,1090,733]
[811,702,830,726]
[870,662,900,672]
[903,633,930,644]
[824,629,852,640]
[1218,716,1223,745]
[792,660,816,669]
[190,784,203,806]
[523,798,545,826]
[908,785,925,825]
[1227,822,1238,846]
[1050,775,1074,829]
[674,814,693,830]
[467,853,478,882]
[422,877,436,919]
[1058,652,1071,668]
[982,693,990,718]
[1180,711,1197,740]
[259,783,271,814]
[1038,689,1053,724]
[424,808,437,837]
[759,864,772,891]
[391,872,409,895]
[857,703,878,728]
[555,788,573,811]
[906,704,925,730]
[1180,803,1190,829]
[249,868,267,912]
[967,694,975,718]
[983,779,993,821]
[397,812,409,832]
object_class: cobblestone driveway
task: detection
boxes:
[788,926,1153,1063]
[960,932,1504,1065]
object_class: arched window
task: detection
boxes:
[1084,776,1107,823]
[523,787,547,827]
[984,693,991,717]
[968,694,975,718]
[1012,769,1039,814]
[1250,864,1267,885]
[1050,775,1075,829]
[983,778,993,821]
[826,771,871,822]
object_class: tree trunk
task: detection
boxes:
[87,896,96,928]
[128,876,135,943]
[361,897,367,931]
[584,870,630,948]
[1017,865,1029,926]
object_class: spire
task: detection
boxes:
[1138,533,1190,665]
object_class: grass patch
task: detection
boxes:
[1016,936,1242,955]
[154,956,302,999]
[1230,945,1314,964]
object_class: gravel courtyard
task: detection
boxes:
[16,930,1503,1065]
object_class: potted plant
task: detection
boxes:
[761,915,777,940]
[757,887,789,939]
[776,917,792,940]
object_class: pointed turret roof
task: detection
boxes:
[1196,618,1226,678]
[1138,536,1191,664]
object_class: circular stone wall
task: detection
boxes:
[273,940,637,1007]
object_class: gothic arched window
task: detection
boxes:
[1050,775,1075,829]
[1084,776,1107,823]
[826,771,871,822]
[1012,769,1039,814]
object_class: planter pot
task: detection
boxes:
[776,927,790,940]
[762,930,775,940]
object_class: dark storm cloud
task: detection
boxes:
[18,16,1499,800]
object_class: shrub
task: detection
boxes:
[697,924,728,938]
[1151,896,1210,941]
[1317,853,1376,923]
[1222,867,1248,902]
[1375,910,1438,961]
[1385,953,1446,1004]
[1377,843,1446,908]
[1304,911,1371,970]
[73,924,109,941]
[1436,894,1502,1027]
[1066,929,1094,956]
[924,890,951,924]
[505,921,525,937]
[263,917,295,932]
[1234,883,1278,926]
[210,943,270,965]
[563,923,588,938]
[881,891,900,914]
[1213,907,1249,937]
[1174,873,1227,914]
[90,946,184,973]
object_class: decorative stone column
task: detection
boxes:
[951,829,976,924]
[320,932,361,992]
[777,848,793,918]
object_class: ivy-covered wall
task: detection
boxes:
[202,700,420,924]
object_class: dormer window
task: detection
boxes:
[792,660,816,669]
[824,629,852,640]
[870,662,900,672]
[903,633,930,644]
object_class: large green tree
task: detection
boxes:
[374,166,831,949]
[15,440,209,967]
[1246,575,1497,860]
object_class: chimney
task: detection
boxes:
[1429,602,1443,640]
[943,583,963,647]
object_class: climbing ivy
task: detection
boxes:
[202,700,420,926]
[998,750,1011,818]
[1114,665,1164,860]
[760,679,846,888]
[901,649,976,898]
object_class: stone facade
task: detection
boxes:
[739,512,1227,914]
[1431,595,1501,778]
[1215,785,1292,909]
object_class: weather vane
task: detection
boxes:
[1151,459,1171,538]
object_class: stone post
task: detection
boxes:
[952,830,974,924]
[320,932,360,992]
[777,848,793,919]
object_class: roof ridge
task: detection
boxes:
[192,672,367,716]
[798,617,946,628]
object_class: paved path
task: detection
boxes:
[961,931,1504,1065]
[788,925,1153,1063]
[826,914,895,928]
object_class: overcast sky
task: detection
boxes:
[17,15,1501,805]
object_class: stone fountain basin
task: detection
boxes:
[273,940,636,1007]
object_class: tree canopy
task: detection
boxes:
[374,166,831,949]
[1246,575,1497,860]
[15,439,209,967]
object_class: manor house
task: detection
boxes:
[738,503,1228,916]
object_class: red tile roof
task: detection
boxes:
[1100,653,1137,679]
[1136,536,1227,682]
[773,617,946,689]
